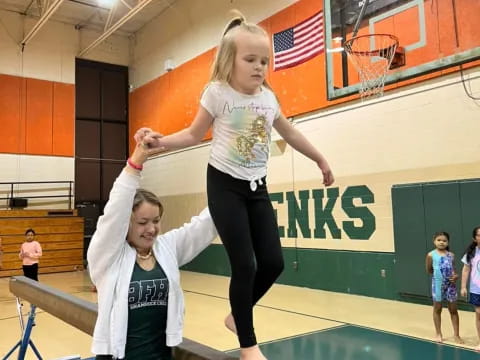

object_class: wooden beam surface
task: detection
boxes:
[10,276,97,335]
[9,276,238,360]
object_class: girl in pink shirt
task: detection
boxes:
[19,228,42,281]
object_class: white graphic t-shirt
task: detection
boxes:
[462,247,480,294]
[200,81,280,181]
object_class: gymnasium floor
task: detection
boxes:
[0,271,479,360]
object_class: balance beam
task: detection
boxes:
[9,276,237,360]
[10,276,97,335]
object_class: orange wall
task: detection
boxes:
[129,49,215,144]
[0,75,74,157]
[129,0,479,152]
[0,75,23,154]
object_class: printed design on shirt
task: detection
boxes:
[221,99,275,168]
[222,100,276,120]
[236,115,268,164]
[439,254,453,280]
[128,279,168,309]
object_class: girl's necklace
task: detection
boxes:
[136,250,152,260]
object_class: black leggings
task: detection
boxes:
[23,263,38,281]
[207,165,284,348]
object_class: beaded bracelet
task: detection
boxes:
[127,158,143,171]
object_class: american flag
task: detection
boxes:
[272,11,324,71]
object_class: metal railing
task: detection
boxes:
[0,181,74,209]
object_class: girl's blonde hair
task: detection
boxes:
[210,11,273,91]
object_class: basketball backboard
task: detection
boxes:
[324,0,480,99]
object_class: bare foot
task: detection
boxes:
[435,334,443,343]
[239,345,267,360]
[224,313,237,334]
[475,344,480,352]
[453,335,464,344]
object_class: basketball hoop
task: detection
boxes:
[344,34,399,99]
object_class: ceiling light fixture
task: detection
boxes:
[97,0,116,8]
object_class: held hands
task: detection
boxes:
[134,127,154,145]
[134,127,164,152]
[128,128,164,171]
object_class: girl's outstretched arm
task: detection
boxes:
[145,106,214,151]
[274,114,334,186]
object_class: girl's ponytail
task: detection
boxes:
[466,226,480,263]
[223,17,244,36]
[222,10,246,36]
[465,241,477,264]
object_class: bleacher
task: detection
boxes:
[0,209,84,277]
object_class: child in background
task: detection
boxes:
[461,226,480,350]
[19,228,42,281]
[136,11,334,360]
[425,231,462,343]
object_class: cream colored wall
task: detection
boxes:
[0,9,130,84]
[129,0,298,89]
[141,145,211,233]
[140,67,480,252]
[0,154,74,209]
[79,27,130,69]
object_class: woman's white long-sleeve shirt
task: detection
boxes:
[87,169,217,359]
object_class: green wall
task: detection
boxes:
[182,179,480,303]
[392,179,480,300]
[182,244,396,299]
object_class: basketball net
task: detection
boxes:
[344,34,399,99]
